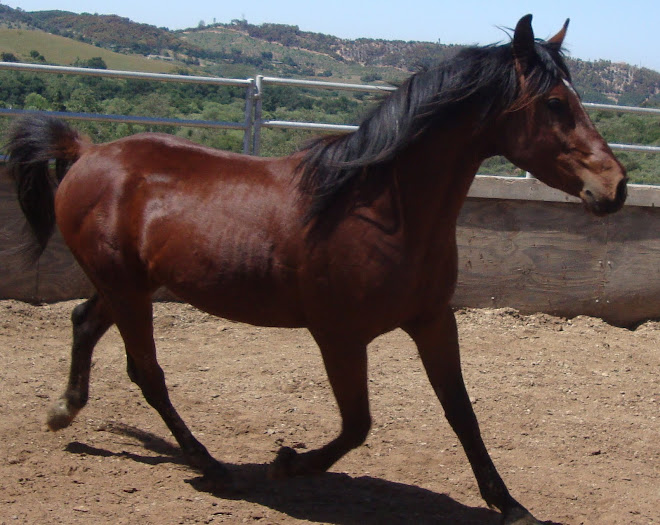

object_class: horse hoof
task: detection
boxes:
[46,399,77,431]
[202,460,232,486]
[268,446,298,479]
[502,506,543,525]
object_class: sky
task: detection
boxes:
[4,0,660,72]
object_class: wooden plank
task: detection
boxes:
[0,173,39,301]
[602,206,660,325]
[454,199,660,325]
[0,171,92,302]
[468,174,660,207]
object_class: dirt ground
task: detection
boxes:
[0,300,658,525]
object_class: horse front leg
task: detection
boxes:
[271,334,371,478]
[404,306,542,525]
[47,294,113,430]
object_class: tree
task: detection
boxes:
[85,57,107,69]
[24,93,50,110]
[29,50,46,62]
[133,93,174,118]
[66,87,101,113]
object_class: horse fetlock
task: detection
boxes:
[46,398,79,431]
[200,458,232,484]
[344,420,371,448]
[184,446,230,481]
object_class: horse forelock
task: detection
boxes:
[513,38,571,104]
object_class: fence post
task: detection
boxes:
[252,75,264,156]
[242,79,255,154]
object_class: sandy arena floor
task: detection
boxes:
[0,300,658,524]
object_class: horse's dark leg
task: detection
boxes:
[47,294,113,430]
[271,336,370,477]
[404,306,541,525]
[110,293,230,483]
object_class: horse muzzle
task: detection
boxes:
[580,176,628,216]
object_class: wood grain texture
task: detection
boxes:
[1,168,658,325]
[454,199,660,326]
[602,206,660,325]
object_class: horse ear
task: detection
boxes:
[547,18,570,46]
[513,14,535,65]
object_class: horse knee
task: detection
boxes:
[71,295,112,345]
[71,297,100,340]
[125,357,169,408]
[71,299,91,327]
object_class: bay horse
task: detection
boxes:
[6,15,626,525]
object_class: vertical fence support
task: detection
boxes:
[252,75,264,156]
[242,78,255,154]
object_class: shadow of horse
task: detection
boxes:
[65,423,500,524]
[190,470,501,525]
[65,421,186,466]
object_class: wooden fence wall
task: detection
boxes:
[1,171,659,327]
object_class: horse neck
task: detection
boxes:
[392,122,494,237]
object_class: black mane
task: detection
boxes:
[298,39,570,220]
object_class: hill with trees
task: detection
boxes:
[5,7,660,104]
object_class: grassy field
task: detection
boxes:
[0,28,177,73]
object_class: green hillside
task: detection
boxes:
[0,28,177,72]
[181,27,406,84]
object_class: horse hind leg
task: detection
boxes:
[109,292,230,482]
[271,335,371,478]
[47,294,113,431]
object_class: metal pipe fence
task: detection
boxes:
[0,62,257,153]
[1,62,659,159]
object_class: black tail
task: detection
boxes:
[5,116,86,261]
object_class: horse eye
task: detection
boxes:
[547,98,564,112]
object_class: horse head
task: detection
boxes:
[499,15,627,215]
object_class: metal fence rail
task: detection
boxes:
[582,102,660,154]
[1,62,659,158]
[250,75,396,153]
[0,61,257,153]
[0,108,247,130]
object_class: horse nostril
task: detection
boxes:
[616,178,628,203]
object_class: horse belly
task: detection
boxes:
[165,276,305,328]
[147,228,305,328]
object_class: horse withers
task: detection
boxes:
[6,15,626,525]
